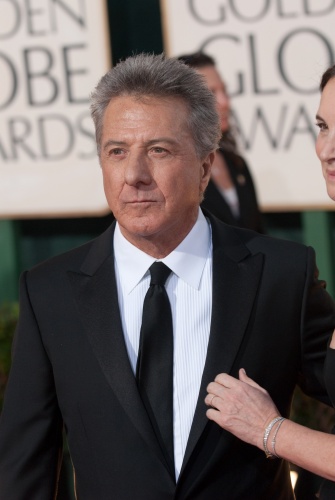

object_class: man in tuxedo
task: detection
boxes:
[0,53,334,500]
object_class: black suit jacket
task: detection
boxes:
[201,149,264,233]
[0,213,334,499]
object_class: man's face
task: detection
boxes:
[100,95,213,255]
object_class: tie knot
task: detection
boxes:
[149,262,171,286]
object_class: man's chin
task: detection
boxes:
[118,216,163,239]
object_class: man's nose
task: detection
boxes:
[124,151,152,185]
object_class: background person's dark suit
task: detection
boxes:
[201,149,264,233]
[0,212,334,500]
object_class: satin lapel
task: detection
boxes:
[181,217,264,472]
[67,225,167,469]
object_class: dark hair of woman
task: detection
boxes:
[320,64,335,92]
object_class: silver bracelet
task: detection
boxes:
[263,416,282,459]
[271,417,286,458]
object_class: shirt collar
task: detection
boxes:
[114,209,212,294]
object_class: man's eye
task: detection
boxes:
[110,148,124,156]
[152,147,166,154]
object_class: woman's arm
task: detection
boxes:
[205,367,335,481]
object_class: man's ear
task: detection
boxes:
[201,151,215,184]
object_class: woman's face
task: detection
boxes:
[195,65,230,133]
[315,77,335,200]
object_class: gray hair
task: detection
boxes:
[90,53,221,158]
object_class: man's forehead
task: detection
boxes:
[101,95,191,132]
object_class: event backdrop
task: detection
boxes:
[0,0,110,218]
[161,0,335,210]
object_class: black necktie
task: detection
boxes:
[136,262,174,468]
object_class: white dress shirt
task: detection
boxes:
[113,209,213,479]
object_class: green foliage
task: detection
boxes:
[0,302,18,411]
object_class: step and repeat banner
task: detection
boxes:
[0,0,110,218]
[161,0,335,210]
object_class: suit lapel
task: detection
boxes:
[181,215,264,472]
[67,224,173,476]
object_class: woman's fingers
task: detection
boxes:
[204,371,278,448]
[238,369,269,395]
[238,368,262,388]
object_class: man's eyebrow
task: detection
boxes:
[146,138,178,146]
[102,140,127,150]
[102,137,178,150]
[315,114,324,121]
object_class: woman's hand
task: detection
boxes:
[205,368,279,450]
